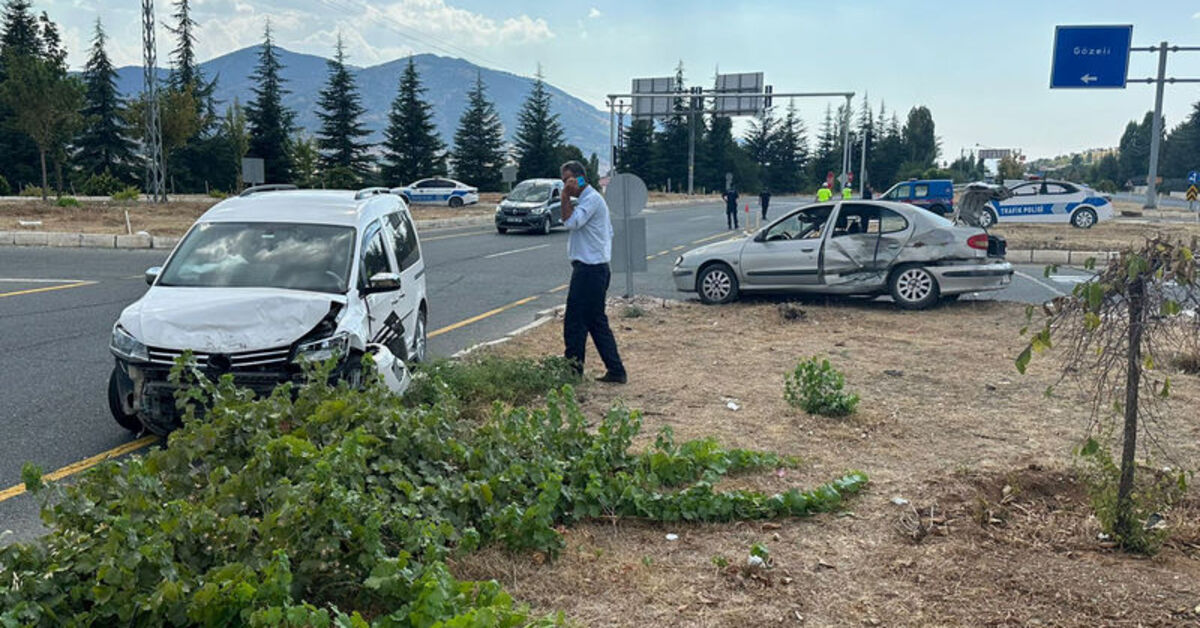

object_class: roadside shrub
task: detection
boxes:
[1076,437,1189,554]
[1095,179,1118,194]
[19,183,43,197]
[784,356,859,417]
[621,304,646,319]
[55,196,80,208]
[0,174,10,196]
[208,189,229,199]
[0,358,868,624]
[404,355,577,418]
[1171,347,1200,375]
[80,171,124,196]
[111,185,140,202]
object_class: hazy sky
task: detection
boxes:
[36,0,1200,160]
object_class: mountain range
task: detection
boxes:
[113,46,610,165]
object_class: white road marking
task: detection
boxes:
[483,243,550,259]
[1014,271,1067,297]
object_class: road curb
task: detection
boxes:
[1007,249,1118,265]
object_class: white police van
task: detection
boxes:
[108,186,427,435]
[982,179,1113,229]
[391,178,479,207]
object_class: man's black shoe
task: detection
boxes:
[595,372,627,384]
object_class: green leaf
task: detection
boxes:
[1080,438,1100,457]
[1043,263,1058,279]
[1015,345,1032,374]
[1161,377,1171,399]
[1083,256,1097,271]
[1163,300,1181,316]
[1084,312,1101,331]
[1087,282,1105,312]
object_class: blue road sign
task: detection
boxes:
[1189,171,1200,185]
[1050,25,1133,89]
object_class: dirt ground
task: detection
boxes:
[992,220,1200,252]
[455,296,1200,626]
[0,195,497,236]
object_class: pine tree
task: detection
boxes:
[768,101,808,193]
[168,0,198,90]
[246,23,295,184]
[315,35,372,184]
[651,60,689,191]
[36,11,63,71]
[901,105,939,169]
[811,104,837,187]
[450,72,505,191]
[744,108,775,187]
[0,0,44,188]
[381,57,446,186]
[618,118,654,179]
[855,93,873,190]
[702,115,737,192]
[75,18,137,182]
[513,68,564,180]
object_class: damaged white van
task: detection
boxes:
[108,186,427,435]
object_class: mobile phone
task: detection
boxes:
[575,176,586,187]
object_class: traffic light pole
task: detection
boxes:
[1129,42,1200,210]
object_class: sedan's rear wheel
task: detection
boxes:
[889,265,940,310]
[448,196,464,208]
[697,264,739,305]
[978,209,997,229]
[1071,208,1097,229]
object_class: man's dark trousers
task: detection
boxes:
[726,208,738,229]
[564,261,625,377]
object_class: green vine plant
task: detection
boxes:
[1,356,868,625]
[1016,235,1199,552]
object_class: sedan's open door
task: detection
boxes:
[821,203,913,285]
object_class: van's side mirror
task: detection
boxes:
[753,230,767,243]
[364,272,402,294]
[144,266,161,285]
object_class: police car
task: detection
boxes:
[981,179,1113,229]
[391,178,479,207]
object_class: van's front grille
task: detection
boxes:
[146,346,292,370]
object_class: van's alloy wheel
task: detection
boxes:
[412,309,427,363]
[107,367,143,433]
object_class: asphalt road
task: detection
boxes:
[0,197,1089,543]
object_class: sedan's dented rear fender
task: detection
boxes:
[926,261,1014,295]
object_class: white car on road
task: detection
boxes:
[108,186,427,435]
[392,178,479,207]
[981,179,1113,229]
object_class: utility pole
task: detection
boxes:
[1144,42,1168,210]
[141,0,166,203]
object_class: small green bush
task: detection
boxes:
[621,304,646,319]
[80,171,124,196]
[208,189,229,199]
[19,183,43,197]
[55,196,80,208]
[1076,437,1189,554]
[1095,179,1118,194]
[784,356,859,417]
[404,355,578,419]
[0,174,11,196]
[111,185,140,202]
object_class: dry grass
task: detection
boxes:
[0,195,498,236]
[456,297,1200,626]
[992,221,1200,252]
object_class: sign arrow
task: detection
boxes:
[1081,74,1097,84]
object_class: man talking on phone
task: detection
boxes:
[559,160,627,384]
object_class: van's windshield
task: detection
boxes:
[158,222,356,294]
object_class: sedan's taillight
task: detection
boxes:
[967,234,989,250]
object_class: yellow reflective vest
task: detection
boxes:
[816,187,832,202]
[842,187,853,200]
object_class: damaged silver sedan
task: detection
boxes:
[672,200,1012,309]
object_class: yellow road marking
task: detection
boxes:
[429,294,541,338]
[549,284,568,293]
[0,281,95,299]
[672,245,686,251]
[691,232,734,245]
[0,435,159,503]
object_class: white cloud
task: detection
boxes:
[588,8,602,19]
[1194,11,1200,18]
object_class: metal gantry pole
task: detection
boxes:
[841,94,852,190]
[141,0,166,203]
[1144,41,1169,210]
[608,99,616,176]
[859,127,868,197]
[687,107,696,195]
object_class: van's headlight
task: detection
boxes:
[110,324,149,361]
[532,205,549,214]
[294,332,351,363]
